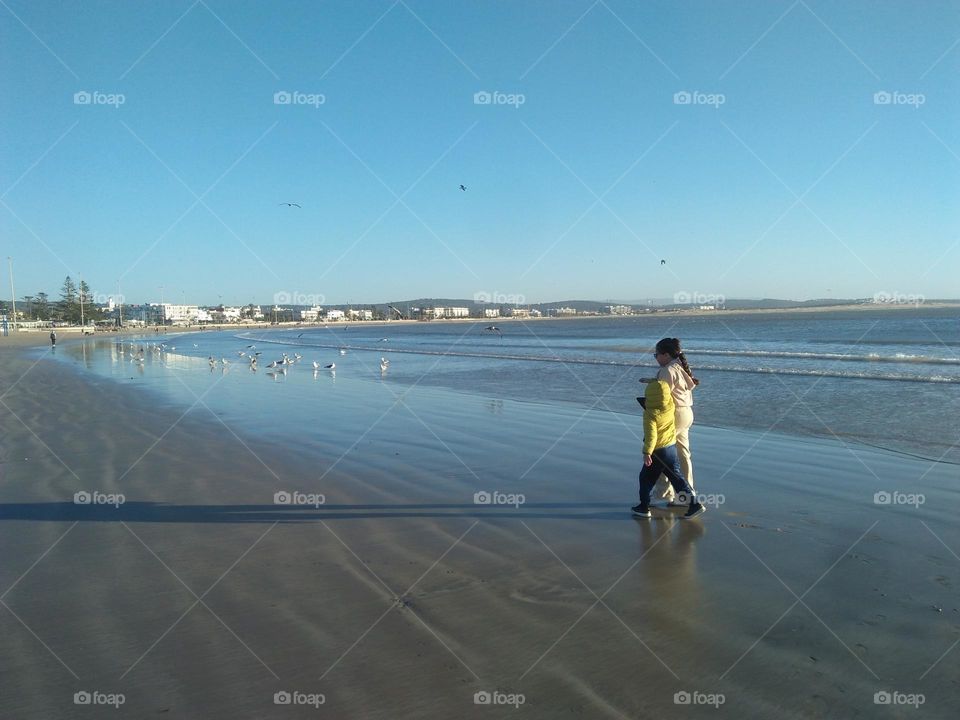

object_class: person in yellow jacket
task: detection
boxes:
[632,379,705,520]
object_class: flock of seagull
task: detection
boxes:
[116,324,506,378]
[113,340,390,378]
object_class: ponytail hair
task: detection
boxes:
[655,337,700,386]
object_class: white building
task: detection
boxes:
[151,303,199,325]
[325,309,345,321]
[483,308,500,318]
[222,307,241,322]
[348,309,373,321]
[606,304,633,315]
[300,306,323,321]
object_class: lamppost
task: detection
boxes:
[7,257,17,330]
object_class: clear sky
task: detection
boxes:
[2,0,958,306]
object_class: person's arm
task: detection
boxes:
[643,413,657,458]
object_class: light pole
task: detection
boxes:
[7,257,17,331]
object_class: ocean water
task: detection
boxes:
[60,307,960,464]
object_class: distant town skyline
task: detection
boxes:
[3,2,958,305]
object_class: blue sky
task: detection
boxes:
[2,0,958,305]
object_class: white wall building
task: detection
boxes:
[348,309,373,321]
[483,308,500,318]
[300,306,323,321]
[151,303,199,325]
[325,309,345,321]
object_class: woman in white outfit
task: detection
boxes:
[641,337,699,504]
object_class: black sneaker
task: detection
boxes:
[682,502,706,520]
[631,504,651,518]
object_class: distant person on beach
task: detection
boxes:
[50,331,56,347]
[633,379,704,519]
[641,337,699,504]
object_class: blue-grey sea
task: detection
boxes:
[61,307,960,465]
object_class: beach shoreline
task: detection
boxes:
[1,338,957,718]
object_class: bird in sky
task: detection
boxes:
[660,259,666,265]
[459,184,466,191]
[279,202,301,208]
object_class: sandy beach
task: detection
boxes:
[1,335,957,719]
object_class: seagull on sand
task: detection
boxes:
[279,202,301,208]
[339,348,347,355]
[324,363,336,370]
[312,360,321,370]
[380,357,390,372]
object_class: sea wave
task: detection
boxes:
[235,334,960,384]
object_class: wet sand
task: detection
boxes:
[0,337,957,718]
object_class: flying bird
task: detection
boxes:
[459,184,467,191]
[279,202,301,208]
[484,325,502,336]
[660,259,666,265]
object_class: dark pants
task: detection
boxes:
[639,444,693,507]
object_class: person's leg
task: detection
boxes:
[653,445,693,500]
[637,463,660,509]
[674,407,694,492]
[653,473,675,502]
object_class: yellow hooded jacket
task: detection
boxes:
[642,379,676,455]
